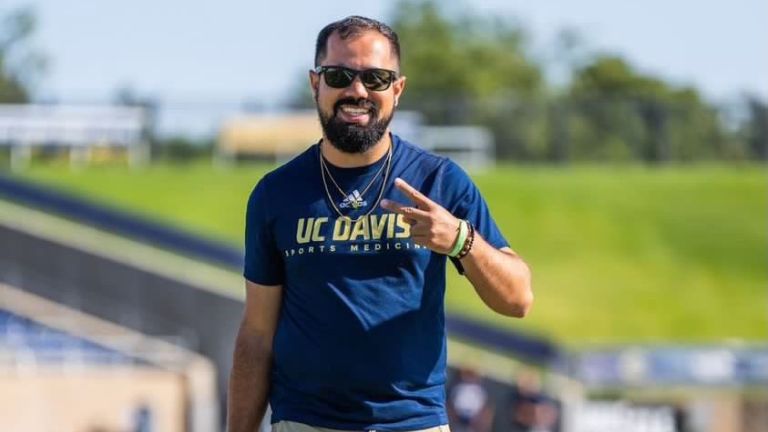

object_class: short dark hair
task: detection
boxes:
[315,16,401,68]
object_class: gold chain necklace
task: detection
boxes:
[319,140,393,222]
[320,143,389,206]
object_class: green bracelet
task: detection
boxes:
[448,220,468,257]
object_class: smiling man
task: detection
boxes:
[227,16,533,432]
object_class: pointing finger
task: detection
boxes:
[393,178,435,209]
[380,198,431,220]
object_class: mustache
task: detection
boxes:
[333,98,378,114]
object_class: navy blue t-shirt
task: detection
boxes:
[243,134,508,431]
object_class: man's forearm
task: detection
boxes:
[461,233,533,318]
[227,326,273,432]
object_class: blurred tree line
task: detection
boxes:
[3,3,767,163]
[389,0,767,162]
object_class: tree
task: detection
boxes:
[390,0,545,159]
[284,1,750,163]
[745,96,768,160]
[566,54,725,162]
[0,6,46,103]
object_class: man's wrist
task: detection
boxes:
[448,219,468,257]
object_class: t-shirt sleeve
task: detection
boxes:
[243,176,284,286]
[440,159,509,250]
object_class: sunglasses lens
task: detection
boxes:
[323,68,354,88]
[319,67,396,91]
[361,69,394,91]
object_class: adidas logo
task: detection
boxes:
[339,189,368,209]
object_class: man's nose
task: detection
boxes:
[342,75,369,99]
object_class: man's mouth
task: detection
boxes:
[337,105,372,124]
[333,99,377,125]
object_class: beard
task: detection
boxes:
[317,97,393,154]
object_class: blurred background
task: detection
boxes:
[0,0,765,431]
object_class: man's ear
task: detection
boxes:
[393,75,406,107]
[309,70,320,99]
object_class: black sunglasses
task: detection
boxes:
[314,66,399,91]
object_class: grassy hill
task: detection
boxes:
[11,160,767,345]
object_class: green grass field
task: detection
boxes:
[11,160,767,345]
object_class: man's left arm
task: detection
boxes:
[458,237,533,317]
[381,177,533,318]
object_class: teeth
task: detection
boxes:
[340,106,369,115]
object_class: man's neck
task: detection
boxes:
[320,132,392,168]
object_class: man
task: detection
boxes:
[227,15,533,432]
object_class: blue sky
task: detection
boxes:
[3,0,766,136]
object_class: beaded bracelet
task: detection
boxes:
[456,220,475,259]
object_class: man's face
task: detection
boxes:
[311,30,406,154]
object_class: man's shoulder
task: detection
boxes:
[395,134,472,184]
[393,134,451,173]
[259,143,318,186]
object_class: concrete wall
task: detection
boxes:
[0,223,243,416]
[0,368,185,432]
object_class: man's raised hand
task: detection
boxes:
[380,177,462,255]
